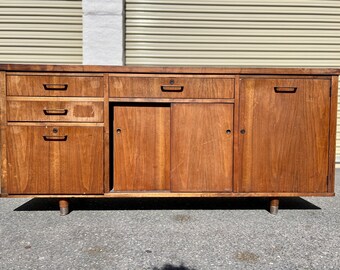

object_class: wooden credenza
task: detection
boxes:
[0,65,338,215]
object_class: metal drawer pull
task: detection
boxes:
[43,84,68,91]
[161,85,184,92]
[43,135,68,141]
[274,87,297,93]
[43,109,68,115]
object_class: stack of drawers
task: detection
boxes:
[6,74,104,194]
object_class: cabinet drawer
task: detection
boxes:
[7,125,104,194]
[7,75,103,97]
[109,75,234,99]
[7,101,103,122]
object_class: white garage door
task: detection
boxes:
[0,0,82,64]
[125,0,340,162]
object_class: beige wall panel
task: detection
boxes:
[0,0,82,64]
[126,0,340,161]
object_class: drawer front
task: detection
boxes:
[7,101,103,122]
[7,125,104,194]
[110,76,234,99]
[7,75,103,97]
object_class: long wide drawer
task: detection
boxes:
[109,75,234,99]
[7,100,104,122]
[7,75,104,97]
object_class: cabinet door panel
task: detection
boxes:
[56,127,103,194]
[7,126,103,194]
[239,78,330,193]
[113,105,170,191]
[7,126,50,194]
[171,104,233,192]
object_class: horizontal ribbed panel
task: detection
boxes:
[126,59,340,66]
[127,27,340,37]
[128,51,340,59]
[0,0,82,64]
[127,12,340,23]
[126,0,340,161]
[127,43,340,51]
[126,0,340,66]
[0,39,81,47]
[127,35,340,44]
[0,24,81,32]
[0,0,81,8]
[126,0,340,7]
[127,19,340,29]
[127,4,340,14]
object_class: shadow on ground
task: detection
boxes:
[152,263,196,270]
[14,197,320,213]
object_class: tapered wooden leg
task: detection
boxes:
[270,198,279,215]
[59,199,69,216]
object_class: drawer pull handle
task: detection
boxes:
[43,109,68,115]
[43,135,68,141]
[161,85,184,92]
[274,87,297,93]
[43,84,68,91]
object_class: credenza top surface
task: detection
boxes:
[0,64,340,75]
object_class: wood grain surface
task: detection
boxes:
[7,101,104,122]
[328,76,338,192]
[110,75,234,99]
[0,72,7,195]
[1,64,338,199]
[239,78,331,193]
[3,192,335,199]
[113,104,170,191]
[7,126,103,194]
[171,103,233,192]
[7,75,103,97]
[103,74,110,192]
[1,64,340,75]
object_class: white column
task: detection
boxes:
[83,0,124,65]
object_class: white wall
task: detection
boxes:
[83,0,124,65]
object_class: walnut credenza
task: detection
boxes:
[0,64,338,215]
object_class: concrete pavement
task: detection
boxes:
[1,171,339,270]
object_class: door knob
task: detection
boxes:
[240,129,246,134]
[116,128,121,134]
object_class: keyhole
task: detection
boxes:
[116,128,121,134]
[52,128,58,133]
[170,79,174,85]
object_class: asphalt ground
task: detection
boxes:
[1,170,340,270]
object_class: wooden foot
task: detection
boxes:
[59,199,69,216]
[270,198,279,215]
